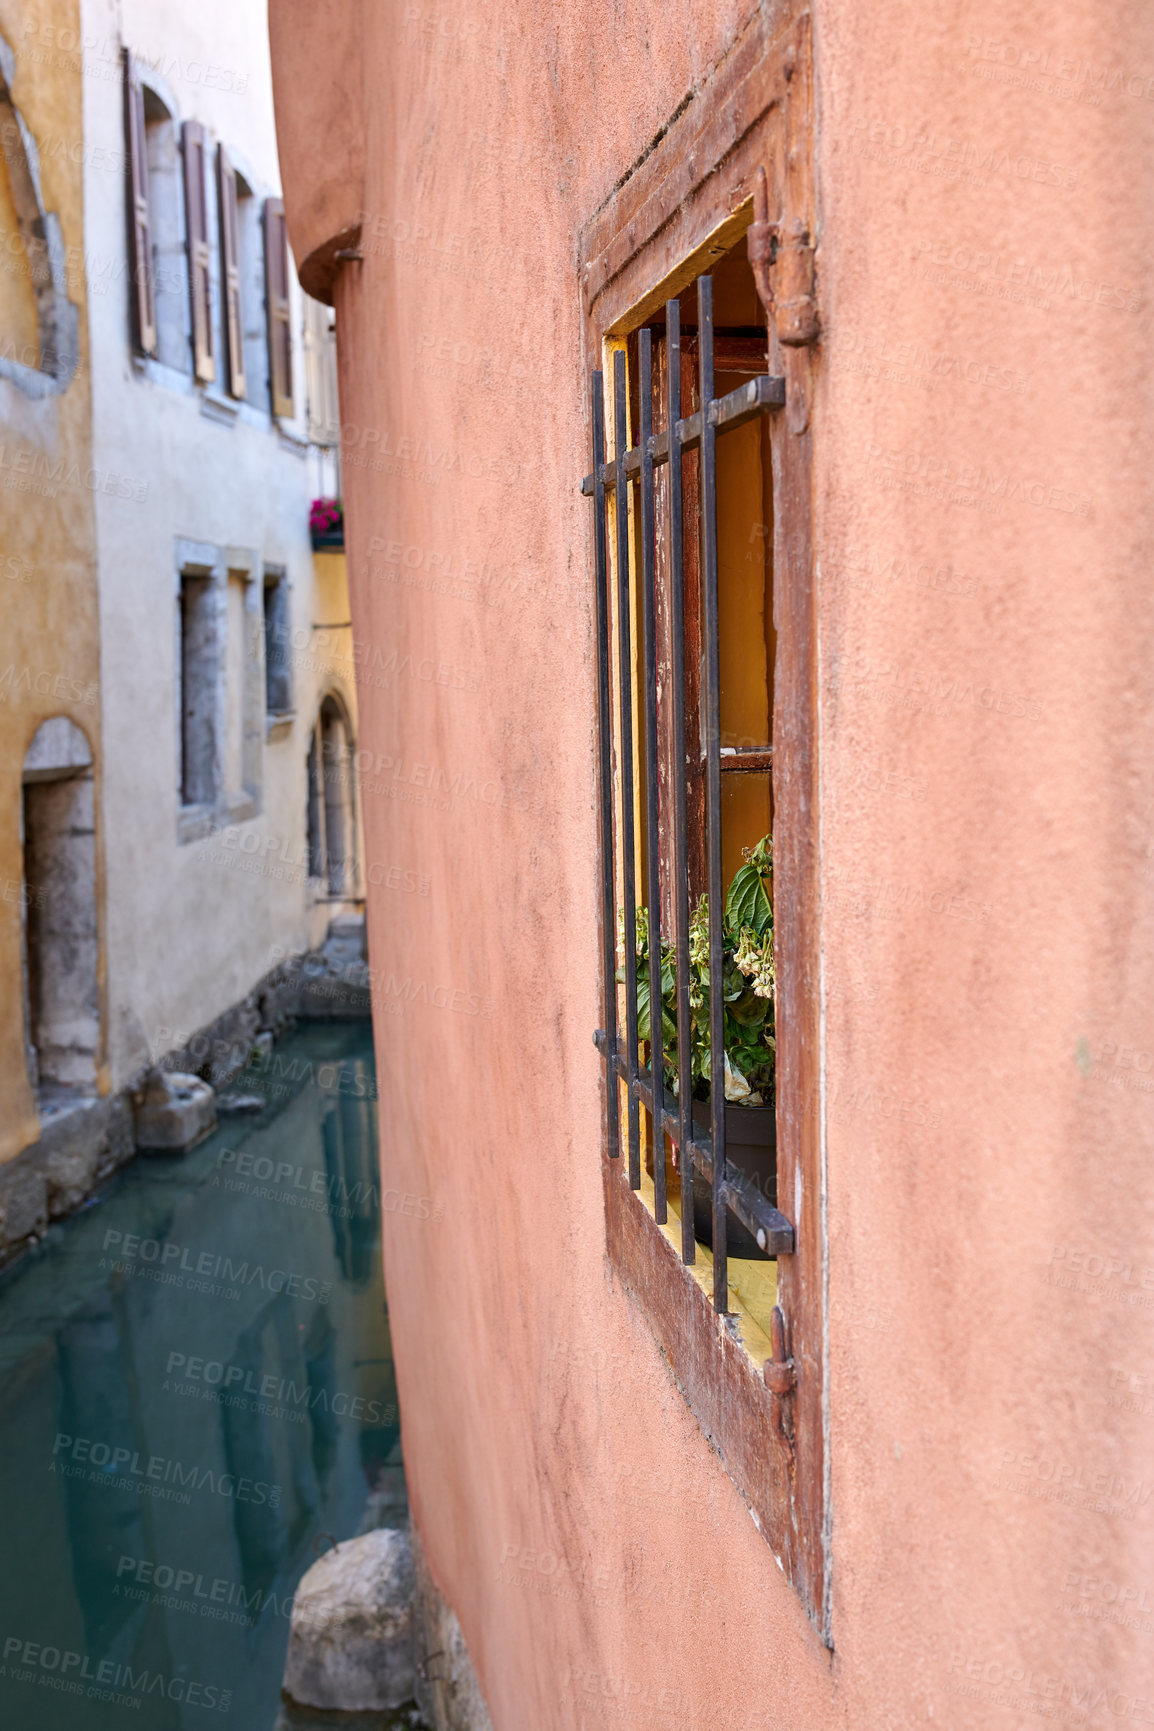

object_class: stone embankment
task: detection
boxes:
[0,919,371,1266]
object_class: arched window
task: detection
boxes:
[306,696,357,899]
[21,719,98,1098]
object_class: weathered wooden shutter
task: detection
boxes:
[122,51,156,357]
[216,144,245,398]
[264,197,294,418]
[182,120,214,383]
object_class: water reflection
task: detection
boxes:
[0,1021,398,1730]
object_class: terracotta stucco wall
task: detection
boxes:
[0,0,102,1160]
[271,0,1154,1725]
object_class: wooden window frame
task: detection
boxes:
[182,120,215,384]
[123,50,157,358]
[217,142,246,399]
[579,6,827,1637]
[264,197,295,419]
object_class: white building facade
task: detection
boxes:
[79,0,361,1089]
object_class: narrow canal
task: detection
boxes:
[0,1019,406,1730]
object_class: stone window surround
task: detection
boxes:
[174,537,262,845]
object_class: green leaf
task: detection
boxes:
[636,970,651,1043]
[729,988,769,1027]
[726,860,771,936]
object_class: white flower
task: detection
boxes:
[724,1053,751,1102]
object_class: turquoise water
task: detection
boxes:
[0,1021,399,1730]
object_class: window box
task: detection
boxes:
[310,498,344,551]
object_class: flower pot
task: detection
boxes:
[311,529,345,551]
[689,1100,777,1261]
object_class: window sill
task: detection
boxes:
[602,1145,797,1575]
[224,791,259,824]
[177,803,215,845]
[276,424,309,458]
[633,1156,777,1358]
[133,355,196,396]
[200,392,240,429]
[266,711,295,741]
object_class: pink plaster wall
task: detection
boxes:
[270,0,1154,1724]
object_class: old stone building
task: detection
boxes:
[0,0,363,1246]
[269,0,1154,1725]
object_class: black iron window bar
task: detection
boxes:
[583,275,795,1315]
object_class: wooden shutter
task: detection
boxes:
[264,197,294,418]
[122,52,156,357]
[182,121,214,383]
[216,144,245,398]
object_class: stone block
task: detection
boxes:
[283,1529,415,1713]
[0,1161,48,1257]
[133,1071,217,1152]
[40,1095,134,1216]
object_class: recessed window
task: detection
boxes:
[307,696,356,899]
[142,88,189,373]
[224,572,249,794]
[178,573,217,807]
[577,6,826,1630]
[305,295,340,445]
[306,732,324,881]
[263,571,292,715]
[21,720,98,1099]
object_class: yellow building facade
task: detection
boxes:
[0,0,105,1164]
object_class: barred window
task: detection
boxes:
[579,5,827,1634]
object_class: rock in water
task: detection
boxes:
[216,1092,266,1115]
[283,1529,415,1712]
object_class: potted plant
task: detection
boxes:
[623,835,776,1259]
[310,497,344,550]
